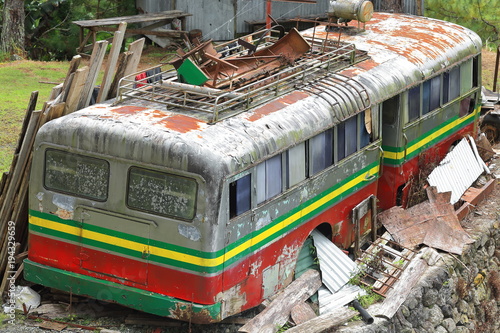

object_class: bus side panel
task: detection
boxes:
[378,120,477,210]
[28,233,223,305]
[218,181,378,318]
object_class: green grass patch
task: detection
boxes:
[0,60,69,173]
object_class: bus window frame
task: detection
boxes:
[126,166,199,222]
[43,148,110,202]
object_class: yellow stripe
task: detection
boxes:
[383,110,477,161]
[30,216,222,267]
[31,165,379,267]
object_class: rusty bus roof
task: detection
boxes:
[36,13,482,176]
[311,12,482,104]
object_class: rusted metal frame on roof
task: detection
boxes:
[116,39,366,122]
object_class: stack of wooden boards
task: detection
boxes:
[0,22,145,296]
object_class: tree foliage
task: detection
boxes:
[426,0,500,48]
[1,0,136,60]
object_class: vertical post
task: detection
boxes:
[266,0,272,29]
[493,45,500,93]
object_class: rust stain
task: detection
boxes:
[110,105,149,115]
[158,114,202,133]
[247,91,309,121]
[169,303,218,324]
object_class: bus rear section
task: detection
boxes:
[25,118,227,323]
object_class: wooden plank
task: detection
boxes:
[77,40,108,110]
[123,38,145,77]
[65,66,89,114]
[73,11,189,27]
[290,302,316,325]
[107,51,132,100]
[61,55,82,101]
[286,307,358,333]
[238,269,322,333]
[47,103,66,122]
[374,247,431,320]
[96,22,127,103]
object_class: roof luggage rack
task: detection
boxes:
[116,26,369,123]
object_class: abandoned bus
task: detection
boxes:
[24,12,481,323]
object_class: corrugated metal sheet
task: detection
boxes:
[311,230,358,293]
[136,0,330,41]
[318,284,366,315]
[427,137,485,204]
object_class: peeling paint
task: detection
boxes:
[215,283,246,319]
[249,260,262,277]
[52,194,75,220]
[36,192,44,212]
[178,224,201,242]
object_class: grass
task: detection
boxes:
[0,60,69,173]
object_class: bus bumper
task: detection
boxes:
[24,259,222,324]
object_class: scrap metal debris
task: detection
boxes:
[427,136,488,204]
[355,232,417,297]
[378,187,474,255]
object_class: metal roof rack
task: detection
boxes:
[116,30,369,123]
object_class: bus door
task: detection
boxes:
[351,195,377,257]
[76,206,151,285]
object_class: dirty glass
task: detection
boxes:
[449,66,460,100]
[408,85,420,122]
[127,167,197,220]
[360,112,371,148]
[286,143,306,188]
[230,174,251,218]
[429,76,441,111]
[44,149,109,201]
[345,116,358,156]
[256,154,282,204]
[460,60,472,95]
[337,122,346,161]
[310,129,333,175]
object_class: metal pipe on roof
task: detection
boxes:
[161,79,243,99]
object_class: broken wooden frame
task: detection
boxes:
[355,234,417,297]
[73,10,191,54]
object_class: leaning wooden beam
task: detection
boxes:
[77,40,108,110]
[286,307,358,333]
[107,51,132,100]
[238,269,322,333]
[65,66,90,114]
[374,247,431,320]
[0,109,42,285]
[96,22,127,103]
[123,37,145,78]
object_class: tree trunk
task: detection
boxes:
[1,0,25,55]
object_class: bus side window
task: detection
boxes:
[229,174,251,218]
[408,85,420,122]
[345,116,357,155]
[310,129,333,175]
[449,66,460,100]
[473,56,480,87]
[460,59,472,95]
[256,154,282,204]
[360,111,371,148]
[286,143,306,188]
